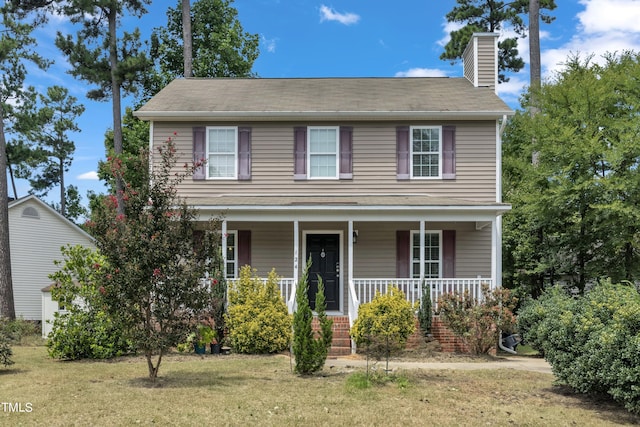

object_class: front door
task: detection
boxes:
[306,234,340,311]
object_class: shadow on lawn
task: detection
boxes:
[548,385,640,425]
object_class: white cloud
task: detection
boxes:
[261,35,277,53]
[394,68,449,78]
[437,20,464,48]
[77,171,99,180]
[577,0,640,34]
[497,76,528,106]
[319,5,360,25]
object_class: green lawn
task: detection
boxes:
[1,346,638,426]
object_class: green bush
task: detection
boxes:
[438,284,517,354]
[350,287,416,368]
[225,266,292,354]
[417,283,432,336]
[0,325,13,367]
[0,317,37,343]
[519,282,640,414]
[292,260,333,375]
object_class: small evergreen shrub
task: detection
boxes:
[438,284,517,354]
[417,283,432,336]
[519,282,640,414]
[292,260,333,375]
[0,317,37,343]
[350,287,416,369]
[226,266,292,354]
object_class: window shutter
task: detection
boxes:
[396,126,410,180]
[193,127,206,180]
[442,230,456,277]
[339,126,353,179]
[293,127,307,180]
[442,126,456,180]
[396,230,410,278]
[238,127,252,180]
[238,230,251,268]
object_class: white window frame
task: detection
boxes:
[225,230,238,279]
[410,230,442,279]
[307,126,339,179]
[410,125,442,179]
[206,126,238,180]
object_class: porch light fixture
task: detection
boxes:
[352,230,359,244]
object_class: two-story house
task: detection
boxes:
[135,33,513,346]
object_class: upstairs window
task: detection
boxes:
[411,126,441,178]
[308,126,339,179]
[207,127,237,179]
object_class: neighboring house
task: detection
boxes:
[7,195,95,336]
[135,33,513,338]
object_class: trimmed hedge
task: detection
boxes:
[518,282,640,414]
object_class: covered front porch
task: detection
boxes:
[199,194,509,328]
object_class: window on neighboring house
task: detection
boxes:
[308,126,339,179]
[226,231,237,279]
[411,126,441,178]
[411,231,441,278]
[207,127,237,179]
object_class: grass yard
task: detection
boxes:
[1,346,638,426]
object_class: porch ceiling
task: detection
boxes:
[191,194,510,222]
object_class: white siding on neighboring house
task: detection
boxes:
[8,196,95,323]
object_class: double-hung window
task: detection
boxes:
[411,231,441,278]
[225,231,237,279]
[207,127,237,179]
[308,126,339,179]
[411,126,441,178]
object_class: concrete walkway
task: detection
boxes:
[327,355,552,374]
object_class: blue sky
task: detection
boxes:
[12,0,640,208]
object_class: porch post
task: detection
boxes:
[293,220,299,284]
[348,220,354,285]
[494,217,503,288]
[419,220,425,281]
[221,220,228,278]
[491,218,498,289]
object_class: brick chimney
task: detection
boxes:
[463,33,499,91]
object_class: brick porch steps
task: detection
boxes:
[312,316,352,357]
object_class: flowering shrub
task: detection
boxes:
[225,266,292,354]
[437,284,517,355]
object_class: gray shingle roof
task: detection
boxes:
[135,77,513,121]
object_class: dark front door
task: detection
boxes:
[306,234,340,311]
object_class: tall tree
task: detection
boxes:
[0,1,51,319]
[144,0,259,99]
[182,0,192,78]
[441,0,556,83]
[24,86,85,218]
[503,52,640,295]
[55,0,151,216]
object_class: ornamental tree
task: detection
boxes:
[87,135,222,381]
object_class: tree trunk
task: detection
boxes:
[0,111,16,320]
[529,0,541,114]
[59,156,66,217]
[182,0,192,78]
[108,7,125,216]
[146,351,163,382]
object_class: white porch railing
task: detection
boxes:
[228,278,296,312]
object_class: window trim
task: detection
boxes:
[225,230,238,279]
[206,126,238,180]
[410,125,442,179]
[410,230,442,279]
[307,126,340,180]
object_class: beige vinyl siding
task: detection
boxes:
[228,222,294,277]
[463,39,476,85]
[154,121,497,202]
[476,36,497,88]
[8,199,95,320]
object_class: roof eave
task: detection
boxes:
[133,110,515,122]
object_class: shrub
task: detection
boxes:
[438,284,517,355]
[292,260,333,375]
[350,287,416,370]
[417,283,433,336]
[0,325,13,367]
[47,245,134,360]
[226,266,292,354]
[520,282,640,414]
[0,317,37,343]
